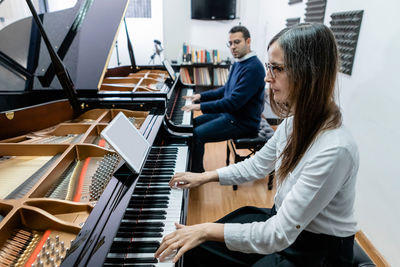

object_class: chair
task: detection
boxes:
[226,118,276,190]
[353,241,376,267]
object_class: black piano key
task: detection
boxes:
[120,221,165,228]
[147,155,177,159]
[133,186,171,190]
[143,163,176,168]
[129,199,169,205]
[138,178,172,183]
[110,240,159,247]
[139,176,173,181]
[117,226,163,232]
[136,184,170,188]
[136,182,169,186]
[109,245,159,253]
[116,232,162,238]
[150,147,178,152]
[146,155,176,159]
[134,186,171,190]
[128,203,168,209]
[145,162,176,166]
[133,191,170,196]
[105,256,158,264]
[142,173,175,176]
[132,191,171,196]
[124,214,166,220]
[129,196,169,202]
[125,210,166,215]
[111,240,160,247]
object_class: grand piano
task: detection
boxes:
[0,0,193,266]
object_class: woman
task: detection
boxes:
[155,23,359,267]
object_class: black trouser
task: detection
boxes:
[183,206,354,267]
[191,114,256,172]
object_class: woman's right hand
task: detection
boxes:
[169,171,218,189]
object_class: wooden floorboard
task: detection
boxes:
[187,140,275,224]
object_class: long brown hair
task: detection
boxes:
[269,23,342,181]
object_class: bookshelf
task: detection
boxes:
[180,43,230,91]
[179,63,230,91]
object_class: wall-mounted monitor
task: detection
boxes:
[191,0,236,20]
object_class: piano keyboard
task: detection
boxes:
[104,145,188,267]
[182,90,193,126]
[168,88,193,126]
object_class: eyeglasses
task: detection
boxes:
[265,63,285,79]
[226,39,243,48]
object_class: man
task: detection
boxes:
[182,25,265,172]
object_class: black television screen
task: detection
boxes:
[191,0,236,20]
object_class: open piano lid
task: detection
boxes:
[0,0,129,109]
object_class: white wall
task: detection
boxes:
[0,0,39,30]
[164,0,400,265]
[0,0,77,31]
[163,0,268,63]
[109,0,164,67]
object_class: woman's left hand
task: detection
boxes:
[154,222,223,263]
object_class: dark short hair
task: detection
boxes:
[229,26,250,40]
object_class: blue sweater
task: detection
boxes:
[200,55,265,131]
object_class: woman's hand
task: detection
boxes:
[154,223,224,263]
[169,171,219,189]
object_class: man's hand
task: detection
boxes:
[182,93,201,102]
[154,223,224,263]
[181,104,200,112]
[169,171,219,189]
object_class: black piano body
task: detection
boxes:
[0,0,192,266]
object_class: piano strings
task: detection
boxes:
[44,153,120,202]
[28,134,84,145]
[101,70,169,92]
[5,155,61,200]
[0,229,39,267]
[0,156,54,199]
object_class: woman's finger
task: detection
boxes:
[173,243,191,263]
[154,232,177,257]
[159,238,182,262]
[175,223,184,229]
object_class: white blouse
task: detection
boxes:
[217,117,359,254]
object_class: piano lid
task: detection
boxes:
[0,0,129,92]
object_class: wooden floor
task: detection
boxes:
[187,140,275,225]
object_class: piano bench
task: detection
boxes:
[353,241,376,267]
[226,136,273,191]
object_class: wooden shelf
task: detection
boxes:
[179,63,231,91]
